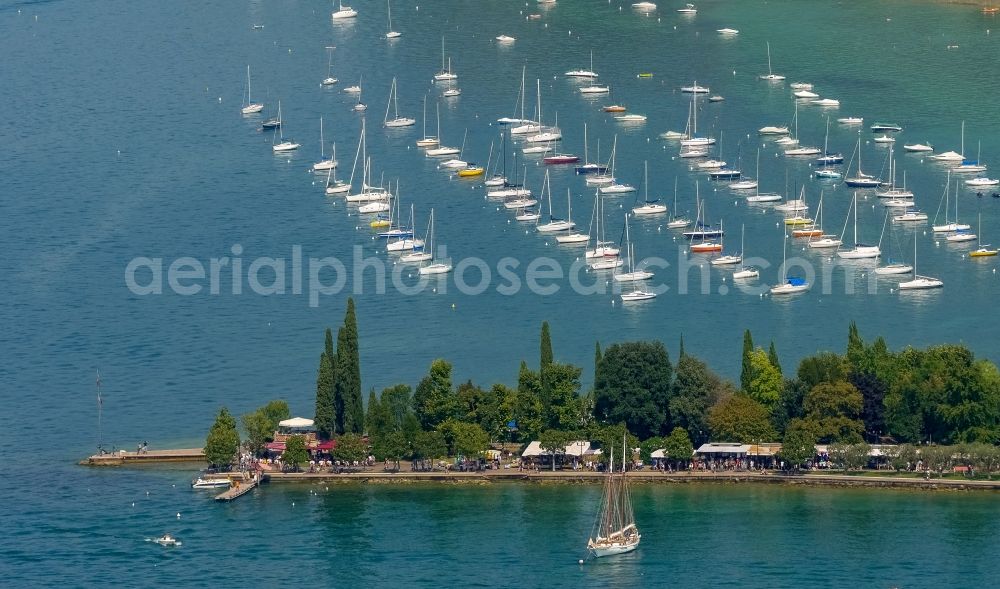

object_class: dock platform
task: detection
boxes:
[81,448,205,466]
[215,473,261,501]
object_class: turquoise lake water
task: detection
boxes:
[3,0,1000,585]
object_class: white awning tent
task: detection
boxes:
[521,440,602,458]
[278,417,315,429]
[695,443,751,455]
[650,449,665,459]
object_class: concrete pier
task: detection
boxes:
[81,448,205,466]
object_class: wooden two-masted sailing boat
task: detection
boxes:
[588,438,640,557]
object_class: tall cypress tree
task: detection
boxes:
[314,327,336,439]
[594,341,603,384]
[678,334,686,360]
[768,341,782,375]
[335,298,364,434]
[740,329,755,392]
[846,321,865,370]
[540,321,553,370]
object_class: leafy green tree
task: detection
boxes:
[540,321,553,370]
[740,330,755,392]
[205,407,240,469]
[593,341,673,439]
[282,435,309,472]
[884,344,997,444]
[669,353,730,445]
[828,442,869,470]
[241,410,272,455]
[590,424,640,466]
[797,352,850,392]
[314,330,337,439]
[801,381,865,443]
[401,412,422,446]
[456,380,489,426]
[260,400,290,429]
[707,395,777,443]
[846,321,865,369]
[541,362,583,431]
[539,429,574,471]
[845,443,872,470]
[438,419,489,458]
[372,431,408,469]
[334,299,364,434]
[241,400,289,455]
[772,378,807,435]
[886,443,918,472]
[413,359,457,429]
[640,436,665,463]
[662,427,694,468]
[512,362,545,441]
[768,341,782,375]
[480,383,514,442]
[365,389,393,438]
[746,349,783,412]
[381,384,415,431]
[777,426,815,469]
[938,359,1000,443]
[332,432,367,463]
[412,430,448,459]
[849,371,888,441]
[594,341,603,384]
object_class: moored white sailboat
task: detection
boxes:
[241,65,264,114]
[588,439,641,555]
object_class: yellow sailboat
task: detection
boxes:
[457,165,484,177]
[784,215,812,226]
[969,214,997,257]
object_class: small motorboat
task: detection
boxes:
[873,134,896,144]
[603,105,627,112]
[966,177,1000,187]
[192,477,231,489]
[871,122,903,132]
[708,95,724,102]
[580,85,611,94]
[759,125,790,135]
[677,3,697,13]
[838,117,864,125]
[443,88,462,97]
[615,114,647,122]
[811,98,840,106]
[903,143,934,153]
[496,35,516,43]
[717,28,739,35]
[152,534,182,547]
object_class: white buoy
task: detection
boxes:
[176,513,181,519]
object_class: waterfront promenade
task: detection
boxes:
[264,469,1000,491]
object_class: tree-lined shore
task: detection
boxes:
[205,299,1000,475]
